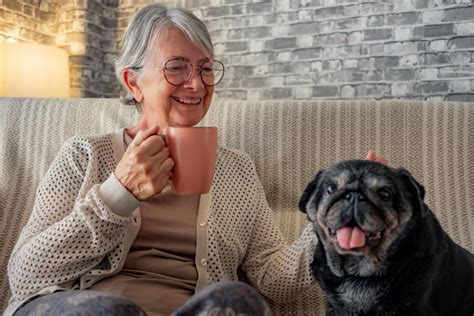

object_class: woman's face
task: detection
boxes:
[133,27,214,128]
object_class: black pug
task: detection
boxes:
[299,160,474,316]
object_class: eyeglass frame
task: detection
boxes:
[134,57,225,87]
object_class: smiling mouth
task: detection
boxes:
[172,96,202,105]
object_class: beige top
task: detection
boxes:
[91,187,200,315]
[90,133,200,315]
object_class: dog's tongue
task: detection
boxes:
[336,226,366,249]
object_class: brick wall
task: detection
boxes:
[55,0,121,97]
[190,0,474,101]
[1,0,473,100]
[0,0,56,45]
[0,0,171,97]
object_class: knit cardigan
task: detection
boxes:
[6,129,317,315]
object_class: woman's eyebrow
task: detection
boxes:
[165,55,188,61]
[166,55,212,63]
[164,56,211,63]
[197,57,211,63]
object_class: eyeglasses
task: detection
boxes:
[161,58,224,86]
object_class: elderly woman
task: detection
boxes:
[6,4,385,316]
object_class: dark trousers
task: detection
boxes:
[15,281,271,315]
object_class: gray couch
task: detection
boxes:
[1,97,473,315]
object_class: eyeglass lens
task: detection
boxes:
[163,59,224,86]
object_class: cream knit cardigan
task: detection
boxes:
[6,129,317,315]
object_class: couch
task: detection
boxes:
[0,97,473,315]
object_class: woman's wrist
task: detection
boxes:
[99,174,139,217]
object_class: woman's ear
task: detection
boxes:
[122,69,143,103]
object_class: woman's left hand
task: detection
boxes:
[366,150,388,165]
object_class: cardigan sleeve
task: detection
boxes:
[238,154,318,304]
[8,136,135,302]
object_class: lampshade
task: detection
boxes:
[0,42,70,98]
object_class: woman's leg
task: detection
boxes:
[173,281,271,316]
[15,290,146,316]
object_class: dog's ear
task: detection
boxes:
[396,168,427,217]
[299,170,323,213]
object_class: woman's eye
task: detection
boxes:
[201,67,213,75]
[167,65,186,73]
[378,189,391,200]
[326,184,336,195]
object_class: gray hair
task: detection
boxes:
[115,3,214,105]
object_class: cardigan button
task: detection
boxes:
[199,221,206,227]
[200,258,207,266]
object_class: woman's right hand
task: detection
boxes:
[366,150,388,165]
[114,125,174,200]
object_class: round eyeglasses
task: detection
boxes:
[162,58,224,86]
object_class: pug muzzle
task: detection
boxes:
[299,160,424,277]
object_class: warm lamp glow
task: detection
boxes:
[0,43,70,98]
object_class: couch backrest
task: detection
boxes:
[0,97,473,314]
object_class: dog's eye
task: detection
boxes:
[326,184,336,195]
[378,188,392,200]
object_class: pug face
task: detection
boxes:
[299,160,426,277]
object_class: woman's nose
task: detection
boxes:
[183,67,205,90]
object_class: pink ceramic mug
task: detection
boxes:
[163,126,218,195]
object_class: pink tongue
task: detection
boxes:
[336,226,366,249]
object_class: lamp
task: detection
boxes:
[0,42,70,98]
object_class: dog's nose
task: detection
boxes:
[345,191,366,202]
